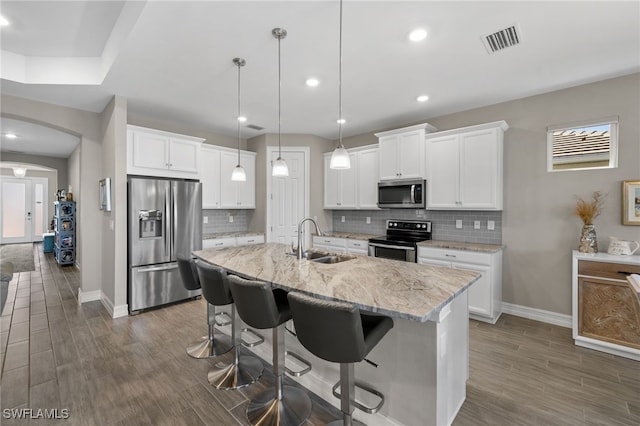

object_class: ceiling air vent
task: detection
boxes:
[482,25,521,54]
[245,124,264,131]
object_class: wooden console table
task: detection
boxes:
[572,251,640,361]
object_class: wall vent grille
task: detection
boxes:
[482,25,521,53]
[246,124,264,131]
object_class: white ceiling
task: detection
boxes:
[1,1,639,146]
[0,117,80,158]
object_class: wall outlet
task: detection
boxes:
[366,217,371,224]
[455,219,463,229]
[203,216,209,224]
[474,220,480,229]
[229,215,233,223]
[488,220,495,231]
[341,216,346,223]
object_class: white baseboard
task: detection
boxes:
[77,289,101,304]
[79,289,128,319]
[501,302,572,328]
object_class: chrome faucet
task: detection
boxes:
[297,217,322,260]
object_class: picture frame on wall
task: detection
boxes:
[622,180,640,225]
[99,178,112,212]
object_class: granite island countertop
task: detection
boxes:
[193,242,480,322]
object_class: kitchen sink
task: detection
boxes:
[311,255,355,264]
[288,250,355,264]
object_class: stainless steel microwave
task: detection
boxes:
[377,179,426,209]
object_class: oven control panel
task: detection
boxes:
[386,220,432,232]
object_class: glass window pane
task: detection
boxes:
[34,183,44,235]
[548,122,617,171]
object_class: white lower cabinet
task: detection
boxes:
[312,236,347,254]
[418,246,503,323]
[346,239,368,255]
[202,235,264,249]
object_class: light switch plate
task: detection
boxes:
[455,220,462,229]
[366,217,371,224]
[488,220,495,230]
[341,216,345,223]
[474,220,480,229]
[229,215,233,223]
[203,216,209,224]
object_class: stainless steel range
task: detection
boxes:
[368,220,432,262]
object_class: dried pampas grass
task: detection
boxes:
[574,191,606,225]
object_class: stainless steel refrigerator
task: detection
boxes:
[128,177,202,313]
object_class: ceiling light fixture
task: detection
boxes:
[231,57,247,182]
[272,28,289,177]
[305,78,319,87]
[12,167,26,178]
[417,95,429,102]
[330,0,351,170]
[4,133,17,139]
[0,16,9,27]
[409,28,427,42]
[237,116,247,123]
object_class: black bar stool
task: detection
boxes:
[287,292,394,426]
[228,275,312,426]
[177,256,232,359]
[195,260,263,389]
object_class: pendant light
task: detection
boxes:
[329,0,351,170]
[231,57,247,182]
[272,27,289,177]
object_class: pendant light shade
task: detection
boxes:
[12,167,26,178]
[272,28,289,177]
[231,57,247,182]
[329,146,350,169]
[330,0,351,170]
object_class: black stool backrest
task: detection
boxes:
[287,291,366,364]
[227,275,291,329]
[195,260,233,306]
[177,256,201,291]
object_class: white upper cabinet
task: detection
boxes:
[200,144,256,210]
[356,147,380,209]
[323,145,379,210]
[200,146,221,209]
[426,121,508,210]
[375,123,437,180]
[324,152,357,209]
[127,125,203,179]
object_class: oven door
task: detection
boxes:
[368,242,416,262]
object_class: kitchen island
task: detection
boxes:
[194,243,480,426]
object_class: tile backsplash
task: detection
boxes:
[332,209,502,244]
[202,210,249,234]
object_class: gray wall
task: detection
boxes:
[340,73,640,316]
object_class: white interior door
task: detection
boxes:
[268,149,307,246]
[0,177,48,244]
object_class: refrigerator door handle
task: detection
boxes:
[135,263,179,273]
[165,184,171,258]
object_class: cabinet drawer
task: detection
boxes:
[313,236,347,248]
[236,235,264,246]
[578,260,640,281]
[418,247,490,266]
[346,239,367,250]
[203,238,236,249]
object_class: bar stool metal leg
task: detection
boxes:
[186,303,233,359]
[207,304,263,389]
[246,325,312,426]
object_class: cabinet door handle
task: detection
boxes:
[445,254,457,258]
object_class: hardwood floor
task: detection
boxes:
[1,243,639,425]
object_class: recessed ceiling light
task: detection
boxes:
[5,133,17,139]
[409,28,427,42]
[237,116,247,122]
[305,78,319,87]
[0,16,9,27]
[336,118,346,124]
[416,95,429,102]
